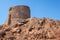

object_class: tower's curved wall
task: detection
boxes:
[7,6,30,25]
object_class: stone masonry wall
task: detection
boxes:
[5,5,30,25]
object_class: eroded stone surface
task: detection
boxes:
[0,18,60,40]
[5,6,30,25]
[1,5,60,40]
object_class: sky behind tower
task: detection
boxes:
[0,0,60,24]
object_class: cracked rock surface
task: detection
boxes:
[0,18,60,40]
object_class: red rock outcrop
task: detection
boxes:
[0,6,60,40]
[0,18,60,40]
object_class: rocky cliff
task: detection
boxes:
[0,18,60,40]
[0,5,60,40]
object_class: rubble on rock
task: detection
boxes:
[0,18,60,40]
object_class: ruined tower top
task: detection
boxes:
[5,5,30,25]
[9,5,30,19]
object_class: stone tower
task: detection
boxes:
[5,5,30,25]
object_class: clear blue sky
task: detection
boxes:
[0,0,60,24]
